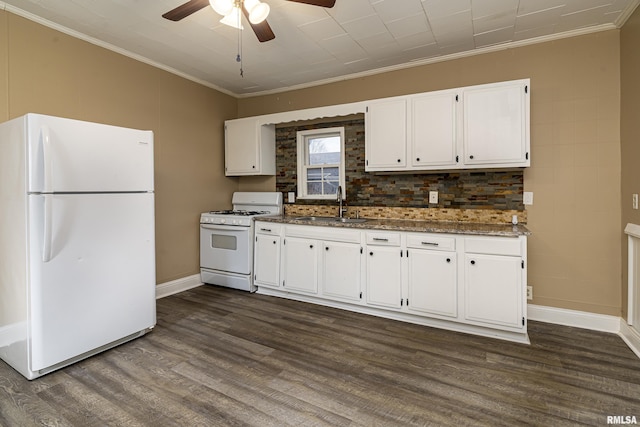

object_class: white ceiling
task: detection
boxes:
[1,0,638,97]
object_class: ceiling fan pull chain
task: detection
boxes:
[237,0,244,77]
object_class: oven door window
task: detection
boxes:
[200,225,251,275]
[211,235,237,250]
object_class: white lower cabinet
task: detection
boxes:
[366,245,403,309]
[322,241,362,302]
[255,221,528,343]
[282,236,319,294]
[254,224,282,289]
[407,249,457,318]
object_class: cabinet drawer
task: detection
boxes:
[255,223,282,235]
[406,234,455,251]
[465,237,521,256]
[366,232,401,246]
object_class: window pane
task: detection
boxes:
[307,181,323,195]
[307,135,341,165]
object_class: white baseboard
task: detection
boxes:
[527,304,621,333]
[156,274,202,299]
[619,321,640,359]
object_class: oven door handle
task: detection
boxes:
[201,223,248,232]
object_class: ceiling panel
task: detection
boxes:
[0,0,637,96]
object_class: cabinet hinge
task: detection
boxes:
[522,317,525,326]
[400,250,403,257]
[366,106,369,113]
[526,152,529,160]
[400,299,404,306]
[521,260,525,269]
[283,239,286,245]
[283,280,285,287]
[359,292,363,299]
[254,274,256,280]
[360,247,363,254]
[455,94,459,102]
[366,159,369,166]
[255,236,258,242]
[406,299,409,307]
[525,85,528,94]
[456,155,459,163]
[406,249,409,257]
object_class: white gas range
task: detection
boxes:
[200,192,282,292]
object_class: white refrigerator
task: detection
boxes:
[0,113,156,380]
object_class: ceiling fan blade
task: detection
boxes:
[162,0,210,21]
[286,0,336,7]
[242,5,276,42]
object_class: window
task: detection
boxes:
[297,127,345,200]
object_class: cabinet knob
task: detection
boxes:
[369,251,374,256]
[469,155,474,160]
[252,165,256,169]
[397,159,401,163]
[446,258,451,263]
[470,260,476,265]
[310,244,314,249]
[325,246,329,251]
[273,240,276,244]
[416,157,420,162]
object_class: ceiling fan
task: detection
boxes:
[162,0,337,43]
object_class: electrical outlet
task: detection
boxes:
[633,194,638,210]
[429,191,438,204]
[523,192,534,205]
[526,286,533,300]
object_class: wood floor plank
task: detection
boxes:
[1,284,640,426]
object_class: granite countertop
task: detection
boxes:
[257,215,531,237]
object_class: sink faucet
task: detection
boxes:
[336,185,347,218]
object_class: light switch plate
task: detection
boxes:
[429,191,438,204]
[288,192,295,203]
[523,192,534,205]
[633,194,638,210]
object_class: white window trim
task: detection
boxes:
[296,127,346,200]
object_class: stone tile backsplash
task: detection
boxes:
[275,116,525,224]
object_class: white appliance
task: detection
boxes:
[200,192,282,292]
[0,113,156,380]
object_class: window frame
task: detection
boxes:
[296,127,346,200]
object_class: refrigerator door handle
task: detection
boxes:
[41,125,53,193]
[42,194,53,262]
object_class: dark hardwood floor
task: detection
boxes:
[2,285,640,426]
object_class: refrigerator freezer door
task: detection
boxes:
[28,193,156,371]
[26,114,154,193]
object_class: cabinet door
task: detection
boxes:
[464,254,523,328]
[412,92,458,168]
[365,99,407,170]
[225,119,260,175]
[407,250,457,318]
[463,82,529,166]
[282,236,319,294]
[254,234,280,288]
[365,246,402,309]
[322,241,362,302]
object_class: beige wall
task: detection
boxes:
[239,31,623,316]
[0,11,239,284]
[621,7,640,319]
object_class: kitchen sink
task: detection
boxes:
[294,216,367,224]
[294,216,336,222]
[334,217,367,223]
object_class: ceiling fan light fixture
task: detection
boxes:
[220,6,243,29]
[245,0,270,24]
[209,0,234,16]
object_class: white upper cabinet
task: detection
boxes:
[364,98,407,170]
[365,79,530,172]
[411,90,459,169]
[462,80,529,167]
[225,117,275,176]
